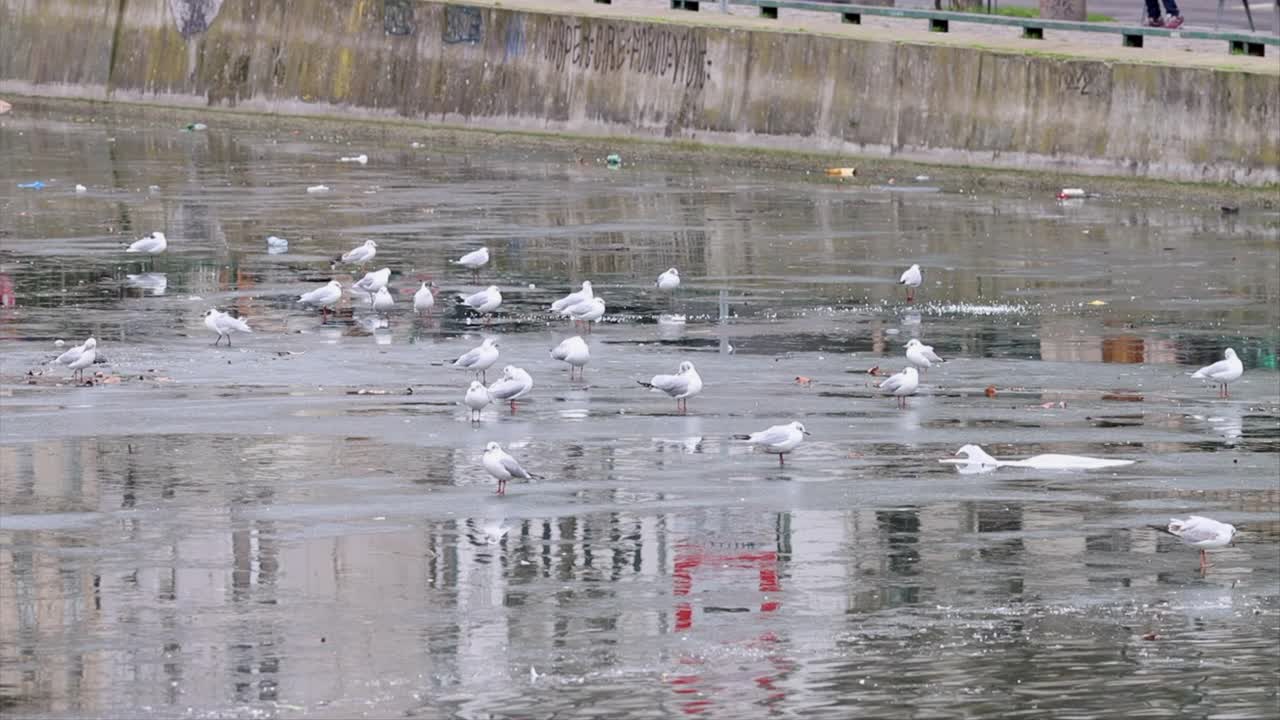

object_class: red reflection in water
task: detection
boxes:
[0,274,15,307]
[666,543,789,715]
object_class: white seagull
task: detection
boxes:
[899,264,922,302]
[483,441,540,496]
[638,360,703,413]
[55,337,94,366]
[459,285,503,317]
[203,308,252,346]
[413,282,436,313]
[125,231,167,254]
[905,339,944,374]
[453,247,490,276]
[656,268,681,291]
[567,297,606,331]
[339,239,377,267]
[550,336,590,379]
[734,421,810,466]
[372,287,395,313]
[879,366,919,408]
[452,338,500,381]
[1191,348,1244,398]
[353,268,391,301]
[940,444,1135,475]
[463,381,492,422]
[66,338,97,382]
[299,280,343,312]
[488,365,533,412]
[1158,516,1237,571]
[551,281,593,313]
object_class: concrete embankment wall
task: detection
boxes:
[2,0,1276,185]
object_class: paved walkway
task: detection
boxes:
[494,0,1280,73]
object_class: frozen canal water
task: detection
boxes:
[1,109,1278,719]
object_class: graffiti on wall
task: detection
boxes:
[543,20,712,90]
[384,0,416,36]
[168,0,225,38]
[444,5,484,44]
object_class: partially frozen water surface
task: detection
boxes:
[1,111,1278,719]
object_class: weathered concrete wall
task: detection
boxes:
[1,0,1276,184]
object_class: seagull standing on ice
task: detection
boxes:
[638,360,703,413]
[452,338,500,381]
[551,281,593,313]
[1191,348,1243,398]
[734,421,810,466]
[566,297,606,332]
[453,247,489,278]
[879,367,919,408]
[126,232,167,255]
[413,282,436,313]
[550,336,590,379]
[372,287,395,314]
[338,239,377,267]
[55,337,94,366]
[1156,516,1237,571]
[66,338,97,382]
[487,365,533,412]
[353,268,391,303]
[299,280,342,314]
[899,264,922,302]
[656,268,680,291]
[459,286,502,320]
[905,339,944,375]
[483,442,540,496]
[463,381,492,422]
[203,309,252,346]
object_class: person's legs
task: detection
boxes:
[1144,0,1163,22]
[1162,0,1183,26]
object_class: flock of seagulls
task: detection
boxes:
[57,235,1252,565]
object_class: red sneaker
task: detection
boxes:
[1164,14,1184,29]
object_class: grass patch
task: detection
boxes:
[978,5,1115,22]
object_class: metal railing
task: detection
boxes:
[590,0,1280,56]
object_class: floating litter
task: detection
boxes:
[658,313,686,325]
[307,185,330,194]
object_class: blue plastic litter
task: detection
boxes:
[18,180,47,189]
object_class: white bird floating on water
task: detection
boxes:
[459,285,502,317]
[656,268,680,291]
[125,231,167,255]
[65,338,97,381]
[734,421,810,466]
[879,366,919,408]
[453,247,490,275]
[940,444,1136,474]
[372,287,395,313]
[299,280,342,312]
[203,308,252,346]
[899,263,922,302]
[638,360,703,414]
[55,337,94,366]
[463,380,492,422]
[453,338,500,381]
[550,336,590,379]
[551,281,593,313]
[905,339,944,373]
[483,441,540,496]
[1191,348,1243,398]
[1156,516,1237,571]
[339,239,377,266]
[488,365,533,412]
[413,282,436,313]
